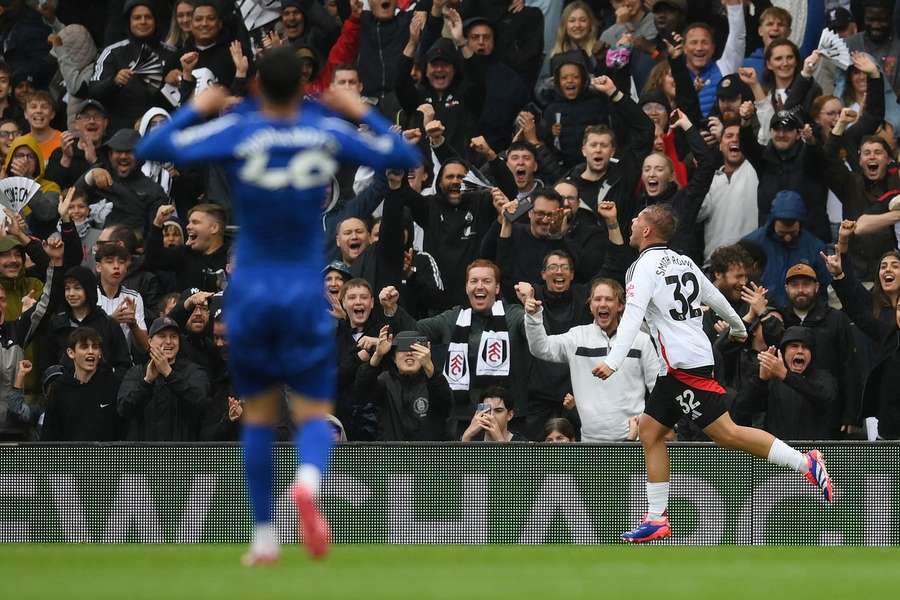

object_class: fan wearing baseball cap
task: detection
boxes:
[117,314,211,441]
[777,261,865,439]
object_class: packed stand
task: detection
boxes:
[0,0,898,445]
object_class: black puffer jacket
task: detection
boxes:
[540,51,609,169]
[117,356,210,441]
[83,1,176,131]
[734,366,838,441]
[354,361,452,441]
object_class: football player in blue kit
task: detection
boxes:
[137,47,420,564]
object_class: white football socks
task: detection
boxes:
[646,482,670,521]
[252,522,277,552]
[767,438,809,473]
[296,464,322,494]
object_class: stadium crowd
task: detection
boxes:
[0,0,898,444]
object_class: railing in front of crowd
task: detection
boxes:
[1,442,896,545]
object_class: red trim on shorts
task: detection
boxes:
[657,333,726,394]
[668,368,726,394]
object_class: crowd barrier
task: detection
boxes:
[1,442,896,545]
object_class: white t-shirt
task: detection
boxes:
[606,246,746,375]
[97,286,146,346]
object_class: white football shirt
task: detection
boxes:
[606,245,746,375]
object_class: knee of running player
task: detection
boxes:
[638,414,668,446]
[704,415,741,449]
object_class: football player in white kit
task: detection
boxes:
[594,204,833,543]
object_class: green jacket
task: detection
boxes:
[390,302,530,423]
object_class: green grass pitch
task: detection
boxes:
[4,545,899,599]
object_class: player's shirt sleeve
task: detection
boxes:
[321,109,422,171]
[606,257,656,371]
[699,272,747,339]
[136,106,241,165]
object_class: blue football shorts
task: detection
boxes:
[224,265,335,401]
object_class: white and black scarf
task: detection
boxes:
[443,302,511,391]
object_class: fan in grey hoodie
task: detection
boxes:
[48,24,98,129]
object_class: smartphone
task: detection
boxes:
[475,403,491,415]
[395,335,427,352]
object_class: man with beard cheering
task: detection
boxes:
[774,262,863,438]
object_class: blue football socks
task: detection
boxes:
[241,424,275,524]
[295,418,334,491]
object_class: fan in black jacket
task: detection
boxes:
[83,0,177,131]
[41,327,121,441]
[734,326,838,441]
[350,172,445,318]
[403,128,516,308]
[117,315,210,441]
[39,266,132,380]
[171,1,253,102]
[353,326,452,441]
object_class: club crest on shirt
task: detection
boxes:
[412,397,429,416]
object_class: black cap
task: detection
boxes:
[425,38,459,65]
[149,316,180,337]
[639,90,671,114]
[716,74,752,101]
[77,100,107,116]
[104,128,142,151]
[11,72,34,88]
[779,326,815,351]
[650,0,688,12]
[826,8,853,32]
[281,0,303,9]
[770,110,804,130]
[463,16,493,33]
[322,260,352,278]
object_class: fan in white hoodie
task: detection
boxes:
[521,278,659,442]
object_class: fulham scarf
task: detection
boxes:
[443,302,511,391]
